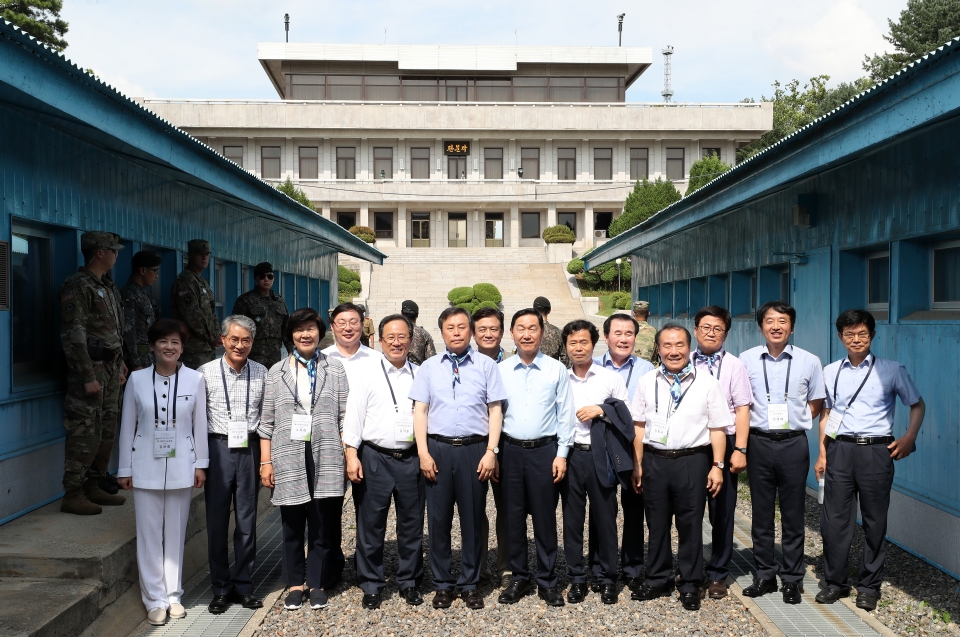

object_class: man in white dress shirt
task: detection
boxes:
[322,303,384,381]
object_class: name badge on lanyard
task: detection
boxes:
[291,413,312,442]
[767,403,790,430]
[824,409,843,438]
[649,369,697,445]
[383,361,416,442]
[154,430,177,458]
[825,357,874,439]
[228,420,249,448]
[648,415,668,445]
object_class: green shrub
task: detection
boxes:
[608,178,682,238]
[473,283,502,304]
[477,300,500,311]
[567,259,584,275]
[276,177,314,210]
[348,225,376,243]
[338,265,360,284]
[456,301,479,315]
[448,286,475,305]
[611,291,632,310]
[542,224,576,244]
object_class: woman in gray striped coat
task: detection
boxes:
[259,308,349,611]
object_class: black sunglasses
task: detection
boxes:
[258,273,275,280]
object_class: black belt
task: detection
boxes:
[363,441,417,459]
[644,444,711,459]
[503,433,557,449]
[428,434,488,447]
[750,429,806,441]
[835,435,895,446]
[209,432,260,441]
[573,442,592,452]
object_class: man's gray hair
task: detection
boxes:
[222,314,256,338]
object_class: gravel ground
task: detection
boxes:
[736,474,960,636]
[254,486,765,637]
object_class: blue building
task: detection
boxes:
[586,39,960,577]
[0,21,383,524]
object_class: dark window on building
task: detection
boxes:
[932,241,960,308]
[261,146,281,179]
[666,147,685,181]
[290,74,324,100]
[550,77,583,102]
[401,78,438,101]
[336,147,356,180]
[11,225,55,387]
[223,146,243,168]
[374,147,393,179]
[299,147,318,179]
[594,212,613,232]
[522,212,541,238]
[328,75,363,101]
[411,147,430,179]
[442,79,469,101]
[585,77,619,102]
[630,148,648,181]
[867,251,890,309]
[520,148,540,179]
[476,79,511,102]
[484,148,503,180]
[702,147,721,160]
[557,148,577,180]
[365,76,400,101]
[337,212,356,230]
[513,77,548,102]
[374,212,394,239]
[594,148,612,180]
[558,212,577,235]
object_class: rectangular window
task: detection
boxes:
[867,251,890,309]
[223,146,243,168]
[557,148,576,181]
[327,75,363,101]
[261,146,281,179]
[932,240,960,308]
[401,78,438,101]
[476,79,511,102]
[411,212,431,247]
[520,148,540,180]
[594,148,612,180]
[585,77,619,102]
[365,76,400,101]
[374,212,394,239]
[336,147,356,180]
[660,283,674,317]
[630,148,648,181]
[666,148,685,181]
[410,147,430,179]
[513,77,548,102]
[11,225,55,387]
[337,211,356,230]
[442,79,469,102]
[373,147,393,179]
[484,148,503,180]
[550,77,583,102]
[299,146,318,179]
[521,212,540,239]
[702,147,721,160]
[290,74,324,100]
[558,212,577,236]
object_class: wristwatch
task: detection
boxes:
[734,446,748,455]
[487,446,499,454]
[713,461,725,469]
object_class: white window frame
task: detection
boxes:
[865,250,890,311]
[931,239,960,309]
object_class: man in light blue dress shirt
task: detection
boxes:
[409,307,506,611]
[739,301,825,605]
[496,309,575,608]
[814,309,925,611]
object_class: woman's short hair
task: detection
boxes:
[285,307,327,342]
[148,318,190,345]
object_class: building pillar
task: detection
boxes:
[285,138,294,181]
[246,138,255,175]
[436,139,443,178]
[359,139,368,181]
[509,139,517,180]
[584,203,595,249]
[321,202,331,220]
[547,203,557,229]
[618,140,626,181]
[322,138,331,180]
[545,139,554,181]
[473,138,480,179]
[398,139,406,181]
[581,140,589,181]
[509,203,519,247]
[436,210,444,247]
[397,204,407,249]
[360,202,369,228]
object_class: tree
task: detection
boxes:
[864,0,960,83]
[607,178,681,238]
[1,1,68,51]
[686,151,731,194]
[275,177,314,210]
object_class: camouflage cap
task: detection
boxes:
[80,231,124,251]
[187,239,211,255]
[633,300,650,312]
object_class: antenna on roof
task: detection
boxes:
[661,46,674,103]
[617,14,625,47]
[284,14,290,43]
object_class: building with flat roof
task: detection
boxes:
[144,44,772,251]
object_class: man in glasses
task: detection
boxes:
[120,250,161,371]
[232,262,291,369]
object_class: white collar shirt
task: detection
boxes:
[567,363,634,445]
[739,344,826,432]
[631,367,732,450]
[822,354,921,437]
[322,343,384,388]
[343,358,419,450]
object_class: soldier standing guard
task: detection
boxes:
[533,296,569,367]
[231,262,292,369]
[401,300,437,366]
[633,301,657,364]
[171,240,219,369]
[120,251,161,371]
[60,231,129,515]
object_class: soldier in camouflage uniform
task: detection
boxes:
[231,261,292,369]
[533,296,570,367]
[401,300,436,365]
[120,251,161,371]
[171,240,219,369]
[632,300,657,364]
[60,231,129,515]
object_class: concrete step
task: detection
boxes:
[0,577,100,637]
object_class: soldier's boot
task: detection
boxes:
[82,479,126,506]
[61,489,102,515]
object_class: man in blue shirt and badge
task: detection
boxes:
[409,307,506,611]
[815,309,925,611]
[495,309,575,607]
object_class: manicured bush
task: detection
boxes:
[473,283,502,304]
[611,291,632,310]
[542,224,576,244]
[348,225,376,243]
[456,300,479,315]
[448,286,475,305]
[478,300,500,311]
[567,258,585,275]
[338,265,360,285]
[447,283,502,314]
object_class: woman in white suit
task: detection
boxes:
[117,318,209,626]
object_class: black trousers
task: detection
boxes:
[204,435,261,596]
[643,450,710,594]
[588,484,644,581]
[279,441,345,589]
[479,479,509,579]
[425,438,488,591]
[821,440,894,596]
[561,447,619,584]
[353,445,425,595]
[747,433,809,583]
[499,440,559,589]
[706,433,737,582]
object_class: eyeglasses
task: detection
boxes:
[382,335,410,344]
[841,331,871,341]
[258,273,275,280]
[696,325,726,335]
[146,267,160,274]
[333,319,361,328]
[225,336,253,346]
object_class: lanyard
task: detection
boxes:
[831,355,875,412]
[289,357,320,410]
[654,367,697,417]
[607,354,634,388]
[381,360,416,412]
[762,353,792,403]
[220,359,250,420]
[152,365,180,427]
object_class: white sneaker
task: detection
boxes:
[147,607,167,625]
[168,603,186,619]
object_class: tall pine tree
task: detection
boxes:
[864,0,960,82]
[1,1,68,51]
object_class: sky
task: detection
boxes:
[59,0,908,103]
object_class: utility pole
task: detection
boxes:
[617,14,625,47]
[284,14,290,43]
[661,46,674,103]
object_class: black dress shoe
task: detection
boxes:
[680,591,701,611]
[815,587,850,604]
[362,593,382,610]
[567,583,588,604]
[781,581,803,605]
[400,587,424,606]
[856,591,878,611]
[631,582,674,601]
[742,578,778,598]
[208,594,229,614]
[538,587,564,607]
[462,589,484,609]
[601,583,619,605]
[228,591,263,609]
[627,577,644,593]
[498,579,532,604]
[432,589,455,609]
[590,581,602,593]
